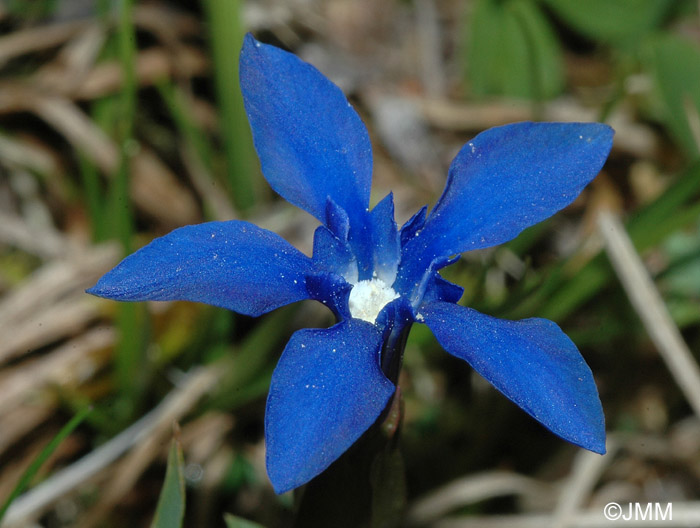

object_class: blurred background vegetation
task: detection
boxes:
[0,0,699,526]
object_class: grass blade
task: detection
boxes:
[224,513,266,528]
[150,434,186,528]
[203,0,259,213]
[0,406,92,524]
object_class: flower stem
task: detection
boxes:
[381,323,413,383]
[293,389,406,528]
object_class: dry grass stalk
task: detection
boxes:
[79,369,219,527]
[81,411,233,528]
[0,434,83,511]
[0,295,99,366]
[0,4,199,69]
[407,471,553,526]
[551,442,619,528]
[0,134,56,176]
[0,328,114,418]
[0,19,90,67]
[0,243,119,329]
[181,143,237,222]
[419,98,657,158]
[0,211,68,259]
[0,243,119,365]
[430,503,700,528]
[597,210,700,420]
[0,46,209,116]
[0,405,52,456]
[177,413,235,466]
[71,45,209,102]
[26,96,199,225]
[35,23,107,95]
[2,366,220,527]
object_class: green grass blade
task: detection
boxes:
[109,0,137,251]
[77,151,106,241]
[106,0,151,419]
[157,82,216,174]
[208,307,294,411]
[150,436,186,528]
[203,0,259,213]
[224,513,266,528]
[113,301,150,422]
[0,406,92,523]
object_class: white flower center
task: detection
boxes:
[348,278,399,323]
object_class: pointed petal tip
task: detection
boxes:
[569,425,606,455]
[581,121,615,146]
[264,321,394,494]
[84,279,132,302]
[239,31,373,226]
[84,280,114,299]
[593,441,607,455]
[589,121,614,135]
[405,120,615,260]
[241,32,259,52]
[267,466,299,495]
[588,427,607,455]
[422,302,607,457]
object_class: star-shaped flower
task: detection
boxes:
[88,34,613,494]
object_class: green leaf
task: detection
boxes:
[510,0,564,98]
[0,407,92,524]
[467,0,563,99]
[645,34,700,158]
[541,0,673,44]
[150,436,186,528]
[224,514,267,528]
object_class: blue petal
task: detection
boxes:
[399,205,427,247]
[405,122,613,262]
[305,272,353,321]
[312,225,356,280]
[420,301,605,453]
[240,34,372,229]
[325,198,351,242]
[265,320,395,493]
[87,221,312,317]
[394,255,458,307]
[421,270,464,306]
[368,193,400,283]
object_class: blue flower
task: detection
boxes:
[88,34,613,494]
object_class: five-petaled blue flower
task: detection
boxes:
[88,34,613,494]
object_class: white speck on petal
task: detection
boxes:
[348,278,399,323]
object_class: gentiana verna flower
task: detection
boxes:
[88,34,613,494]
